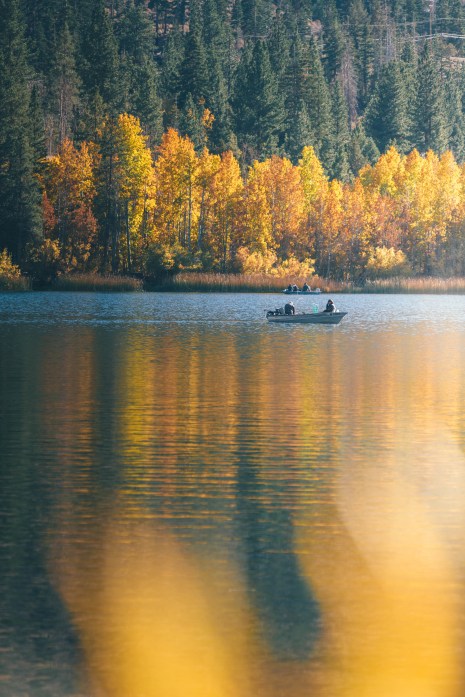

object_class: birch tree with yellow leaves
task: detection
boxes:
[200,150,243,271]
[97,114,154,272]
[153,128,199,251]
[298,146,328,270]
[249,155,306,259]
[112,113,155,272]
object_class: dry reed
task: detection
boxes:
[0,274,31,291]
[52,273,143,292]
[364,277,465,293]
[154,272,337,293]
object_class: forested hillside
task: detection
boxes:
[3,0,465,282]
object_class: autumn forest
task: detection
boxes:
[4,0,465,286]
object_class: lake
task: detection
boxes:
[1,291,465,697]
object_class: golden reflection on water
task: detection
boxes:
[44,321,465,697]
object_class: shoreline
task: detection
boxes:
[4,272,465,294]
[4,284,465,295]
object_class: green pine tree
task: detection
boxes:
[284,99,314,163]
[160,28,184,97]
[414,44,448,154]
[322,4,346,82]
[348,0,375,110]
[203,0,229,70]
[399,39,418,150]
[207,55,237,153]
[330,80,351,181]
[444,68,465,161]
[436,0,465,35]
[81,0,120,113]
[48,21,81,147]
[29,84,46,165]
[241,0,271,36]
[179,21,210,108]
[364,60,412,153]
[305,38,335,171]
[23,0,67,75]
[233,40,285,160]
[268,16,291,91]
[116,2,162,143]
[348,121,380,176]
[179,93,208,151]
[117,0,155,63]
[0,0,42,262]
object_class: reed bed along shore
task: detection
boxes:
[0,275,31,291]
[153,272,337,293]
[158,274,465,294]
[4,272,465,294]
[51,273,143,292]
[363,277,465,293]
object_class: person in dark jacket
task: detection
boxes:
[324,299,335,313]
[284,301,295,315]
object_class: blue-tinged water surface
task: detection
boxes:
[1,291,465,697]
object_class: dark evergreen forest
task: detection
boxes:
[3,0,465,274]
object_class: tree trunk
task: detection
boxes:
[102,153,113,271]
[198,189,205,251]
[126,200,132,273]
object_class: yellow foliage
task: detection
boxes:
[32,120,465,279]
[198,150,243,269]
[154,128,199,248]
[0,249,21,279]
[299,145,328,209]
[202,108,215,131]
[41,138,98,271]
[235,247,315,278]
[235,246,277,274]
[243,155,306,259]
[366,245,411,278]
[112,114,156,260]
[360,145,403,197]
[273,255,315,278]
[241,163,273,253]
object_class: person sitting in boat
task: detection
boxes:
[292,284,299,292]
[284,301,295,315]
[324,299,336,313]
[287,284,292,292]
[302,282,310,292]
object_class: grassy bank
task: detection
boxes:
[0,275,31,291]
[363,277,465,293]
[51,273,143,292]
[152,272,340,293]
[5,272,465,294]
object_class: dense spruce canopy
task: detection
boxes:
[2,0,465,273]
[14,0,465,172]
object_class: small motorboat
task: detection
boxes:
[266,310,347,324]
[282,288,321,294]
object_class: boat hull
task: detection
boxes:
[267,311,347,324]
[282,289,321,295]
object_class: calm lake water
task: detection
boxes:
[2,291,465,697]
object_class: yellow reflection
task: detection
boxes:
[53,522,253,697]
[43,322,465,697]
[296,424,465,697]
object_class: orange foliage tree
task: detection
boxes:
[41,138,98,272]
[35,122,465,281]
